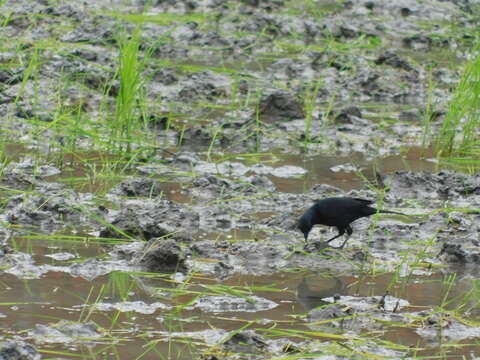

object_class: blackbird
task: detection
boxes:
[298,197,404,249]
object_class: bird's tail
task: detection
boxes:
[379,209,406,216]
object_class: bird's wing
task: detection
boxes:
[352,198,374,205]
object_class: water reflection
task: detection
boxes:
[296,275,347,311]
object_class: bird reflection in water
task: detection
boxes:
[296,275,347,311]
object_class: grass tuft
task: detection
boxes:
[435,52,480,158]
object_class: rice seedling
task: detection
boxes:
[254,87,263,152]
[154,59,243,75]
[435,51,480,157]
[303,79,322,145]
[421,66,435,149]
[110,13,209,26]
[111,28,146,153]
[206,126,223,161]
[284,0,344,18]
[15,47,40,105]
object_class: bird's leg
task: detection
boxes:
[331,225,352,249]
[325,227,345,244]
[336,236,350,249]
[303,232,309,243]
[345,224,353,237]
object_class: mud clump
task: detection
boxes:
[0,159,60,190]
[187,239,352,278]
[375,51,416,72]
[60,15,117,45]
[189,241,230,260]
[0,69,23,85]
[385,171,480,201]
[416,311,480,342]
[261,211,299,232]
[334,105,363,124]
[150,68,178,86]
[5,182,94,231]
[399,108,421,122]
[191,175,233,201]
[135,238,188,273]
[259,90,305,122]
[30,320,101,344]
[110,177,163,197]
[179,127,216,148]
[176,71,230,101]
[195,294,277,313]
[223,330,267,354]
[213,261,234,280]
[170,152,200,170]
[189,174,275,201]
[0,245,13,257]
[438,242,480,264]
[0,341,40,360]
[99,200,199,240]
[244,174,276,191]
[308,303,354,326]
[308,295,411,334]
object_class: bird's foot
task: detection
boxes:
[304,240,331,252]
[329,237,350,250]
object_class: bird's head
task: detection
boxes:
[298,214,312,242]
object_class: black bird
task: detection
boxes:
[298,197,405,249]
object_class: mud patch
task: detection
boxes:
[94,301,169,314]
[99,199,199,240]
[135,238,188,273]
[416,311,480,342]
[29,321,101,344]
[0,341,40,360]
[109,177,163,197]
[194,295,277,313]
[384,171,480,202]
